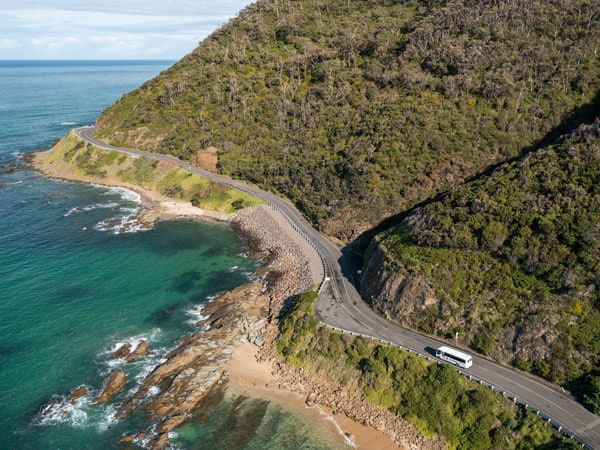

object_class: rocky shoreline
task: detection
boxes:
[29,145,438,448]
[232,206,443,450]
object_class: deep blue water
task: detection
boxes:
[0,61,347,449]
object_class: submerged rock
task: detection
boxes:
[155,414,188,434]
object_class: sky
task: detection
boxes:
[0,0,254,60]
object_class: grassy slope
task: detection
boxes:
[95,0,600,240]
[38,131,263,213]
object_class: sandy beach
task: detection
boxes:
[225,342,403,450]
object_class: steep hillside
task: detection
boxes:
[361,120,600,410]
[96,0,599,240]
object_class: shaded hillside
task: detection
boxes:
[96,0,599,240]
[361,120,600,410]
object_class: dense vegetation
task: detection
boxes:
[44,132,263,213]
[96,0,600,239]
[367,121,600,410]
[277,290,577,449]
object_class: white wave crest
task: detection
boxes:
[185,303,211,326]
[103,329,162,358]
[101,186,141,203]
[33,388,118,431]
[34,394,88,426]
[146,385,161,398]
[64,202,120,217]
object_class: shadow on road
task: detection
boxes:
[425,346,437,357]
[337,247,363,295]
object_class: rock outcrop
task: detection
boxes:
[126,341,148,361]
[67,385,89,404]
[95,370,128,404]
[114,282,270,446]
[111,340,148,362]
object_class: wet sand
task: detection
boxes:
[225,342,403,450]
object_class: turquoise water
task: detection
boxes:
[0,61,348,449]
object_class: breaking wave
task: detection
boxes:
[33,389,118,433]
[101,186,141,203]
[64,202,120,217]
[94,209,151,234]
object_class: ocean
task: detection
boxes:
[0,61,347,449]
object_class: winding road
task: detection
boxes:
[75,126,600,449]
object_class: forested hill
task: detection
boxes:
[362,119,600,411]
[96,0,599,240]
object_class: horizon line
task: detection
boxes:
[0,58,177,62]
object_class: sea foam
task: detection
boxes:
[34,388,117,431]
[101,186,141,203]
[94,209,150,234]
[185,303,211,326]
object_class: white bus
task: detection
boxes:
[436,345,473,368]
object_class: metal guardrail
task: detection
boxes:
[267,201,330,294]
[317,322,588,448]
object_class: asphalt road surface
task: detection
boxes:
[75,126,600,448]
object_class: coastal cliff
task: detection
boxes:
[361,121,600,407]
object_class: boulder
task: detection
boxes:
[126,341,149,361]
[111,343,132,360]
[95,370,128,403]
[67,385,89,404]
